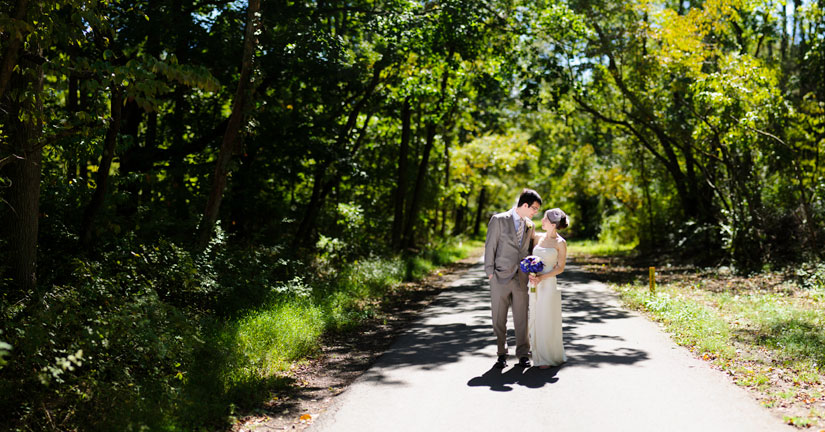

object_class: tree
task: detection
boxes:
[197,0,262,249]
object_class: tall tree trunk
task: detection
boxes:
[473,186,487,236]
[66,74,79,181]
[228,141,260,239]
[638,148,655,250]
[402,123,436,249]
[1,46,43,298]
[78,84,90,180]
[441,133,451,237]
[117,99,143,224]
[80,88,123,248]
[0,0,29,101]
[169,89,190,222]
[290,63,386,251]
[402,58,452,249]
[453,191,467,236]
[392,98,411,250]
[197,0,261,249]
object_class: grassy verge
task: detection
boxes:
[181,237,485,428]
[567,239,637,256]
[574,247,825,429]
[0,235,485,431]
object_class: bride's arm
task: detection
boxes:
[538,240,567,280]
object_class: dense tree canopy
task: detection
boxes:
[1,0,823,429]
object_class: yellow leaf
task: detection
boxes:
[299,414,312,422]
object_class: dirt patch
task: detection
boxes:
[228,253,483,432]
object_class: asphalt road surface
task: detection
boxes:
[309,257,794,432]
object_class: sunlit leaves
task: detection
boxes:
[0,341,11,368]
[691,52,781,134]
[451,131,536,195]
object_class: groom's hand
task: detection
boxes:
[488,274,493,280]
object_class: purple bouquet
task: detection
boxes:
[519,255,544,292]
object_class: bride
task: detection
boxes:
[527,208,568,368]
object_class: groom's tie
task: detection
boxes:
[515,217,523,247]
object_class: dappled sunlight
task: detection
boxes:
[354,262,651,390]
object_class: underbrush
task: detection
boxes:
[0,235,483,431]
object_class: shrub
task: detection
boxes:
[0,264,200,431]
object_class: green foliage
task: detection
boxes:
[1,227,478,430]
[796,262,825,292]
[0,340,10,369]
[2,0,824,429]
[0,258,201,430]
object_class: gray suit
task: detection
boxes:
[484,209,534,358]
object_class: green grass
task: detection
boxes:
[567,239,637,256]
[406,238,484,279]
[617,284,736,359]
[611,271,825,429]
[177,236,485,428]
[231,301,325,377]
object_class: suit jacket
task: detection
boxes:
[484,209,535,287]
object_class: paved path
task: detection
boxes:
[310,258,794,432]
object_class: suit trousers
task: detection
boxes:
[490,275,530,358]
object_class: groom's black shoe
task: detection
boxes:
[494,355,507,368]
[518,357,531,367]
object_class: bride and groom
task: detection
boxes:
[484,188,568,370]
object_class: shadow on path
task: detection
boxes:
[467,365,561,392]
[362,262,650,388]
[558,265,650,368]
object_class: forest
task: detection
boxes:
[1,0,823,430]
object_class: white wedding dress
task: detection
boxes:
[529,245,566,366]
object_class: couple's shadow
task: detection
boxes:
[467,364,561,392]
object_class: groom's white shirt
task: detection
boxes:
[511,207,525,245]
[511,207,520,230]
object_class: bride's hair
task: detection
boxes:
[545,208,568,229]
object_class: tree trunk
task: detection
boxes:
[401,59,452,249]
[453,192,467,236]
[169,89,191,222]
[392,98,411,250]
[0,0,29,101]
[80,88,123,248]
[441,133,451,237]
[638,148,655,250]
[66,74,79,181]
[1,46,43,298]
[289,63,387,251]
[116,99,143,224]
[402,122,436,249]
[473,186,487,236]
[196,0,261,249]
[291,163,336,251]
[228,141,260,239]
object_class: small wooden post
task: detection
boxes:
[649,266,656,293]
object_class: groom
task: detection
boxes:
[484,188,542,368]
